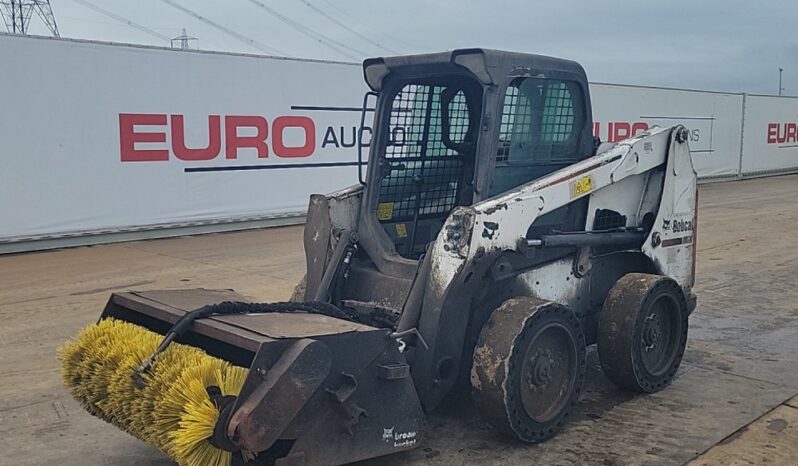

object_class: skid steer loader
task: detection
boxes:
[65,49,698,466]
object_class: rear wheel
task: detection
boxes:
[471,297,586,443]
[598,273,689,393]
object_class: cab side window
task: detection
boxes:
[489,78,586,197]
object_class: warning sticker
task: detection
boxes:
[377,202,394,221]
[395,223,408,238]
[570,175,593,198]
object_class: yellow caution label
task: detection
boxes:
[377,202,394,221]
[571,175,593,198]
[395,223,408,238]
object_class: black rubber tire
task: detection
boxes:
[598,273,689,393]
[471,297,586,443]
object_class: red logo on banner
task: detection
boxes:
[119,113,316,162]
[766,123,798,144]
[593,121,649,142]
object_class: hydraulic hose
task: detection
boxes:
[132,300,355,386]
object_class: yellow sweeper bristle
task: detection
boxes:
[145,345,208,447]
[169,377,232,466]
[58,318,252,466]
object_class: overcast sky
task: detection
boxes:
[16,0,796,95]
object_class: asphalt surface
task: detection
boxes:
[1,175,797,465]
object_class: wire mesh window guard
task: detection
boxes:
[377,84,472,222]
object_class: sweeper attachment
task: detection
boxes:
[61,49,698,465]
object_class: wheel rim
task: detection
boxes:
[639,294,681,377]
[519,322,578,423]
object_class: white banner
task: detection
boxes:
[590,83,744,179]
[740,94,798,175]
[2,34,794,245]
[0,35,368,242]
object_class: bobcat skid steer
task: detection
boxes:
[89,49,697,465]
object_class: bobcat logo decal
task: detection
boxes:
[382,427,395,443]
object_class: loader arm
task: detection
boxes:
[472,126,672,248]
[468,124,696,286]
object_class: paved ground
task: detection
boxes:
[1,175,797,466]
[686,396,798,466]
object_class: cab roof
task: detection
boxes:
[362,48,587,92]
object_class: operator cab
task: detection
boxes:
[358,49,595,268]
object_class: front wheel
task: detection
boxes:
[471,297,586,443]
[598,273,689,393]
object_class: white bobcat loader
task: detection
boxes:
[69,49,697,465]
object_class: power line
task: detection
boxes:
[160,0,289,56]
[70,0,171,42]
[316,0,424,51]
[58,14,172,31]
[246,0,362,59]
[245,0,364,60]
[298,0,398,54]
